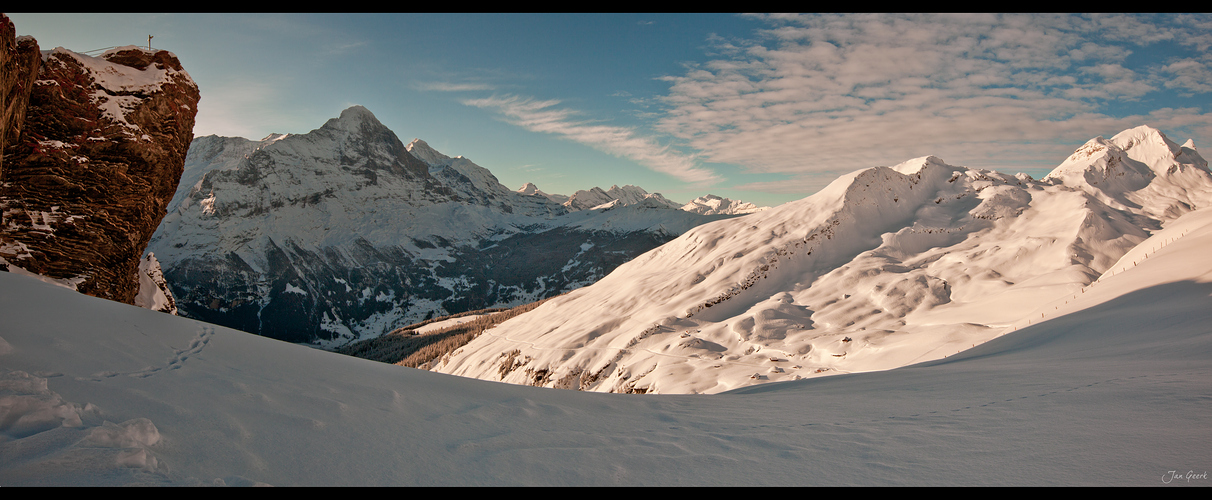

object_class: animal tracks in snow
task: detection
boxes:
[82,327,214,381]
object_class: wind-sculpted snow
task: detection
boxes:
[435,127,1212,394]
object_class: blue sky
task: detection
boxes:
[9,13,1212,208]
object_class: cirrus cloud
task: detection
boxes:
[464,94,720,185]
[656,13,1212,177]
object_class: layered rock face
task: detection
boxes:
[1,15,40,179]
[0,15,200,305]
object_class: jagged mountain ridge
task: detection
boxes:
[681,194,768,215]
[433,125,1212,394]
[518,181,767,215]
[563,184,680,211]
[148,106,741,346]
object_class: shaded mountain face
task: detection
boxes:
[148,106,737,346]
[434,126,1212,394]
[0,14,200,306]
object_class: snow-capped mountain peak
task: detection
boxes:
[681,194,769,215]
[1112,124,1183,163]
[318,104,382,134]
[563,184,681,211]
[517,182,542,196]
[1045,126,1212,219]
[517,182,569,204]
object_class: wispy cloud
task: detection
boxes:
[464,95,720,185]
[655,13,1212,176]
[416,81,497,92]
[319,40,369,56]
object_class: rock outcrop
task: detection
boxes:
[0,14,200,306]
[0,15,40,179]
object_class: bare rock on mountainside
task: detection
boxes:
[0,14,200,305]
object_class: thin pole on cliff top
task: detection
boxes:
[147,34,153,51]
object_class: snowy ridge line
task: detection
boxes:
[680,162,948,321]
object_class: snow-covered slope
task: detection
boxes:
[2,203,1211,485]
[147,107,736,346]
[434,126,1212,394]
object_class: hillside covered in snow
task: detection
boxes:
[432,126,1212,394]
[2,197,1211,484]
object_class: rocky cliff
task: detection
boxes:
[0,14,200,306]
[0,15,39,179]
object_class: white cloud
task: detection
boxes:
[464,95,720,185]
[1158,55,1212,95]
[655,13,1212,176]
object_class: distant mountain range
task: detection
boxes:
[147,106,765,347]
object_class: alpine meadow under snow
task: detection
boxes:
[2,125,1212,485]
